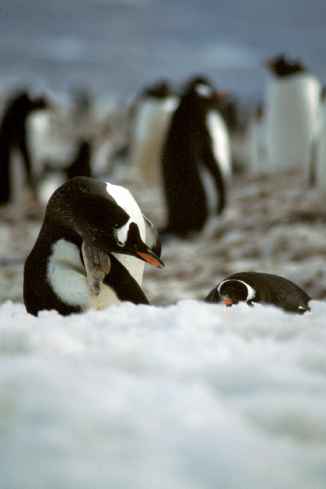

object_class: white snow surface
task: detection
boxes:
[1,299,326,489]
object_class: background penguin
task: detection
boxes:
[315,87,326,196]
[130,79,178,186]
[264,54,321,180]
[161,76,231,237]
[0,89,50,206]
[248,103,267,173]
[38,138,93,206]
[24,177,164,316]
[205,271,311,314]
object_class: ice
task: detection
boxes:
[1,299,326,488]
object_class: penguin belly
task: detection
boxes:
[316,102,326,196]
[248,118,267,173]
[266,74,321,172]
[131,97,178,186]
[206,110,232,180]
[48,239,121,311]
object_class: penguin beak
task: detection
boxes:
[136,246,165,268]
[223,297,233,306]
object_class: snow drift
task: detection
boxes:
[1,300,326,489]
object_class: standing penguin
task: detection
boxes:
[130,80,179,186]
[316,87,326,195]
[161,76,231,237]
[0,90,50,205]
[205,271,311,314]
[38,138,93,206]
[265,54,321,179]
[24,177,164,316]
[248,103,267,173]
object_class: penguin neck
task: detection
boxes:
[40,214,82,250]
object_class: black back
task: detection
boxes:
[205,271,311,314]
[161,81,227,237]
[0,90,49,205]
[66,139,92,180]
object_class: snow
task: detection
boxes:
[1,299,326,489]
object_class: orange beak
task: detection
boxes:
[223,297,233,306]
[136,251,164,268]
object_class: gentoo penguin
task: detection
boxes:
[248,103,267,173]
[161,77,231,237]
[130,80,179,186]
[315,87,326,195]
[0,90,50,205]
[265,54,321,179]
[24,177,164,316]
[205,271,311,314]
[38,139,93,206]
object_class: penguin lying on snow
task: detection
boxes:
[205,272,311,314]
[0,90,50,205]
[161,76,231,238]
[24,177,164,316]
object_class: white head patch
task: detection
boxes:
[196,84,213,98]
[106,182,146,245]
[218,279,256,302]
[106,182,146,286]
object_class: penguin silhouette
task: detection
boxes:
[161,77,231,237]
[0,90,50,205]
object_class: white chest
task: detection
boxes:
[47,239,120,311]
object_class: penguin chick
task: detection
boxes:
[205,272,311,314]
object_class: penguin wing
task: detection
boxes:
[200,133,227,214]
[271,283,311,314]
[104,254,149,305]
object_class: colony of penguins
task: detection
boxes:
[1,53,325,316]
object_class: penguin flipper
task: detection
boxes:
[105,255,150,305]
[201,144,227,214]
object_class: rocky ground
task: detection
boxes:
[1,166,325,308]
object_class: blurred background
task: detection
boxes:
[1,0,326,306]
[1,0,326,100]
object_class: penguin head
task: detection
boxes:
[217,279,256,307]
[47,177,164,268]
[141,79,174,99]
[265,54,305,77]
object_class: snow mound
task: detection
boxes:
[1,300,326,489]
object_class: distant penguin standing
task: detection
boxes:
[24,177,164,316]
[248,103,267,173]
[161,76,231,237]
[130,80,179,186]
[265,54,321,179]
[316,87,326,195]
[205,271,311,314]
[0,90,50,206]
[38,139,93,206]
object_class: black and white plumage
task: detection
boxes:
[265,54,321,177]
[161,77,231,238]
[205,271,311,314]
[24,177,163,316]
[0,90,50,205]
[130,80,178,186]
